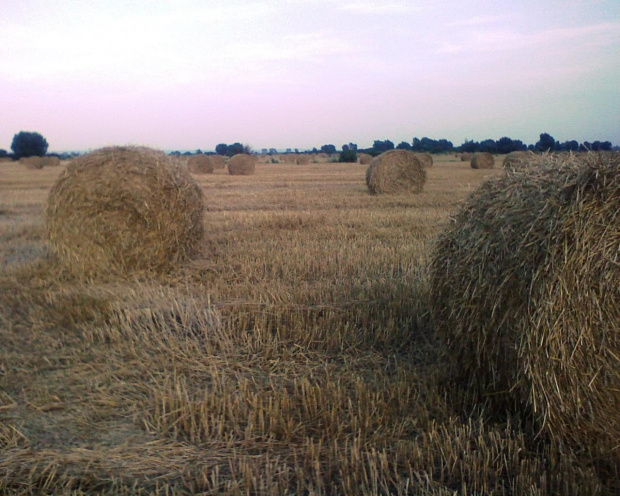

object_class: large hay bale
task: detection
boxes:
[358,153,373,165]
[187,154,214,174]
[502,151,535,170]
[42,156,61,167]
[210,155,226,169]
[296,154,311,165]
[365,150,426,194]
[430,152,620,457]
[460,152,473,162]
[20,156,45,169]
[228,154,255,175]
[415,153,433,168]
[46,146,204,276]
[470,152,494,169]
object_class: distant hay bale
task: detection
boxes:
[415,153,433,168]
[20,156,45,169]
[283,153,297,164]
[210,155,226,169]
[187,154,214,174]
[42,156,61,167]
[460,153,473,162]
[296,154,311,165]
[502,151,535,170]
[365,150,426,194]
[358,153,373,165]
[46,146,204,276]
[470,152,495,169]
[430,152,620,457]
[228,154,255,175]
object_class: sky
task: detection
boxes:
[0,0,619,152]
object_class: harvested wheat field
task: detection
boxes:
[0,152,618,495]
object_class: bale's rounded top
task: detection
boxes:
[228,154,255,175]
[366,149,426,194]
[470,152,495,169]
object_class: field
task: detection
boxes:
[0,156,615,494]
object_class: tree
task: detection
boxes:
[320,144,336,154]
[479,139,498,154]
[215,143,228,155]
[0,149,8,158]
[11,131,48,159]
[339,149,357,163]
[372,140,394,153]
[396,141,412,150]
[535,133,555,152]
[496,137,526,154]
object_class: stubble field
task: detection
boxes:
[0,156,615,494]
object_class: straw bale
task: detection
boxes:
[228,154,255,175]
[430,152,620,457]
[187,154,214,174]
[42,156,61,167]
[365,150,426,194]
[210,155,226,169]
[416,153,434,168]
[358,153,373,165]
[46,146,204,276]
[502,151,535,170]
[20,156,45,169]
[470,152,494,169]
[296,154,311,165]
[460,153,473,161]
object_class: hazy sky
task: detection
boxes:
[1,0,618,152]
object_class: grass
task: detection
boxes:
[0,157,615,494]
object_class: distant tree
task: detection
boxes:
[459,139,479,153]
[496,137,526,154]
[479,139,498,154]
[0,149,7,157]
[169,151,181,156]
[320,144,337,154]
[342,144,350,151]
[339,149,357,163]
[348,142,358,151]
[372,140,394,153]
[269,148,278,155]
[535,133,556,152]
[215,143,228,155]
[228,142,244,156]
[396,141,412,150]
[11,131,48,159]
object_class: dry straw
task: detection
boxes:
[228,154,256,175]
[20,156,45,169]
[210,155,226,169]
[415,153,434,168]
[460,152,473,162]
[296,154,311,165]
[431,152,620,459]
[42,156,61,167]
[46,146,204,276]
[358,153,373,165]
[470,152,495,169]
[187,154,214,174]
[365,150,426,194]
[502,151,535,170]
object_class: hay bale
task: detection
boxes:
[296,154,311,165]
[430,152,620,457]
[40,156,60,167]
[210,155,226,169]
[46,146,204,276]
[460,152,473,162]
[365,150,426,194]
[187,154,214,174]
[20,156,45,169]
[502,151,535,170]
[228,154,255,175]
[358,153,373,165]
[470,152,494,169]
[415,153,433,168]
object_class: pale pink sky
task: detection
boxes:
[1,0,618,152]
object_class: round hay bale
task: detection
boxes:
[296,154,311,165]
[358,153,373,165]
[20,156,45,169]
[187,154,214,174]
[46,146,204,276]
[502,151,535,170]
[415,153,433,168]
[460,152,473,162]
[210,155,226,169]
[228,154,255,175]
[365,150,426,194]
[430,152,620,457]
[470,152,495,169]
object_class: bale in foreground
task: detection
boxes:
[470,152,494,169]
[228,154,255,175]
[46,146,204,275]
[365,150,426,194]
[430,152,620,458]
